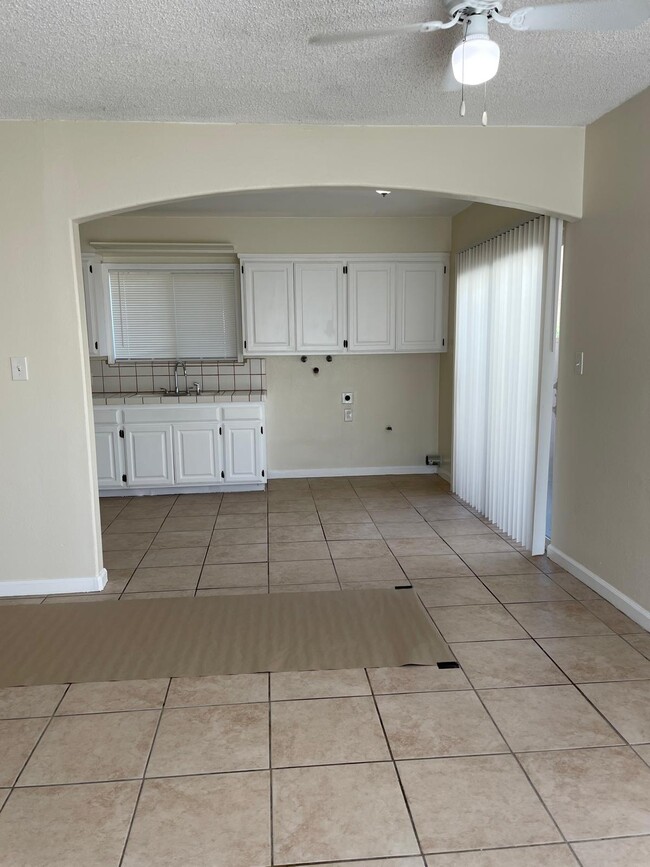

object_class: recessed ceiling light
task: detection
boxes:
[376,189,391,197]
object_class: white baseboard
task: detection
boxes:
[267,466,438,480]
[100,484,265,497]
[547,545,650,632]
[0,569,108,599]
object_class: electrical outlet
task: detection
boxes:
[341,392,354,405]
[343,408,353,422]
[10,357,28,381]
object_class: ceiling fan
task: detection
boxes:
[310,1,650,93]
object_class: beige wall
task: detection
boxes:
[552,87,650,613]
[0,120,584,589]
[438,203,538,479]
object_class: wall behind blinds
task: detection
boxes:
[108,267,238,360]
[453,216,558,551]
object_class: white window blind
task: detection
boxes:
[453,216,561,553]
[108,267,239,360]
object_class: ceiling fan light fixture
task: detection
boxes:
[452,34,500,86]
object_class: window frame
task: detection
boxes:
[100,262,242,364]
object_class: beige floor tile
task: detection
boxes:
[368,665,470,694]
[635,744,650,764]
[271,668,370,700]
[146,703,268,776]
[368,508,424,523]
[273,762,419,864]
[122,771,271,867]
[102,570,135,593]
[56,679,168,715]
[451,640,569,688]
[579,680,650,743]
[323,523,382,540]
[572,836,650,867]
[268,510,322,527]
[139,546,207,567]
[198,562,268,588]
[399,754,561,852]
[425,845,578,866]
[339,579,406,590]
[538,635,650,682]
[270,541,330,561]
[376,522,439,539]
[398,555,473,579]
[416,577,497,607]
[0,596,46,605]
[525,554,568,574]
[444,534,515,554]
[268,499,317,514]
[0,718,47,786]
[45,593,121,604]
[313,860,424,867]
[271,582,340,592]
[159,515,216,532]
[0,685,67,719]
[328,540,392,559]
[166,673,268,708]
[215,512,268,528]
[480,685,623,751]
[197,586,268,596]
[580,598,645,633]
[120,590,194,600]
[334,557,405,582]
[461,552,541,576]
[210,527,268,545]
[0,780,140,867]
[420,505,474,521]
[103,549,145,570]
[388,538,452,557]
[102,532,155,551]
[506,601,614,637]
[17,711,158,786]
[108,517,165,533]
[151,530,213,548]
[547,572,601,600]
[205,543,268,564]
[430,604,528,642]
[216,500,267,515]
[378,690,506,759]
[317,508,373,524]
[125,564,201,592]
[270,559,338,584]
[314,496,363,510]
[429,517,489,537]
[624,632,650,659]
[0,789,7,809]
[270,525,325,542]
[272,696,389,766]
[520,746,650,841]
[480,574,573,603]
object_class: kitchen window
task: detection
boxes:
[103,264,240,362]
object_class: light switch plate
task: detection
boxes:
[343,408,353,422]
[10,356,28,381]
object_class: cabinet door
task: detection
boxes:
[242,262,295,353]
[172,423,222,485]
[222,421,264,483]
[124,424,174,487]
[82,255,102,356]
[294,262,345,352]
[395,262,446,352]
[348,262,395,352]
[95,425,125,489]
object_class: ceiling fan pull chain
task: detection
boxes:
[459,19,468,118]
[482,81,488,126]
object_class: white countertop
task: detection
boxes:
[92,391,266,405]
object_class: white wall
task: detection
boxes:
[0,120,584,590]
[551,87,650,615]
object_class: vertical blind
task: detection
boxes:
[453,216,559,551]
[109,268,238,360]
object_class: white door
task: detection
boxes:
[95,425,125,488]
[173,423,222,485]
[294,262,345,352]
[242,262,295,353]
[124,424,174,487]
[223,421,264,483]
[348,262,395,352]
[396,262,446,352]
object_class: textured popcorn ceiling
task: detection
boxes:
[1,0,648,125]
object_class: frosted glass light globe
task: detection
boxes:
[452,35,500,85]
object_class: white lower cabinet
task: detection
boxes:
[94,403,266,492]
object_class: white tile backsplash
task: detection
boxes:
[90,357,266,395]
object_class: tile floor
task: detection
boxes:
[1,474,650,865]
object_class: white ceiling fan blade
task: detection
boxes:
[309,19,448,46]
[506,0,650,32]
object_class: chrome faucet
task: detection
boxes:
[173,361,186,395]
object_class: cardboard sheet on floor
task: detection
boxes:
[0,588,455,687]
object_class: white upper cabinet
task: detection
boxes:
[396,262,447,352]
[242,262,295,354]
[294,262,345,352]
[347,262,395,352]
[81,254,103,356]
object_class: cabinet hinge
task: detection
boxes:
[343,266,348,274]
[244,340,247,350]
[221,470,225,479]
[241,265,244,274]
[343,339,348,349]
[119,429,124,438]
[219,426,222,435]
[442,338,445,347]
[122,474,127,483]
[89,264,93,274]
[94,341,99,351]
[261,470,265,478]
[260,426,263,434]
[444,265,447,274]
